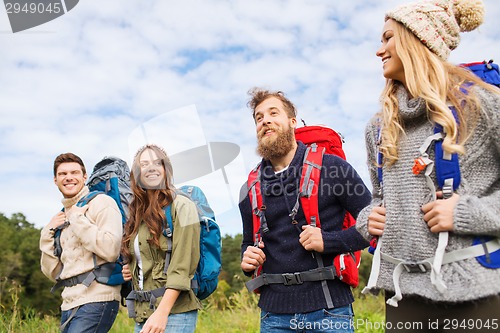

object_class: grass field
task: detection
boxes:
[0,286,385,333]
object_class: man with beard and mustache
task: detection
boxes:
[239,88,371,333]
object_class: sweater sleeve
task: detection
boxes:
[453,87,500,237]
[320,155,372,254]
[165,196,200,290]
[40,224,62,282]
[66,194,123,263]
[356,118,384,242]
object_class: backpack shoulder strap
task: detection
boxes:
[298,143,324,228]
[247,163,267,246]
[76,190,103,207]
[164,204,174,236]
[433,106,461,198]
[297,144,334,308]
[162,202,174,274]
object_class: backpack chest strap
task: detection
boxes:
[125,287,166,318]
[368,239,500,307]
[50,260,117,293]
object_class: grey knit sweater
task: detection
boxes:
[356,84,500,302]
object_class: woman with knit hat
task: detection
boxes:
[356,0,500,331]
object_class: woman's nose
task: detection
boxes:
[376,45,385,57]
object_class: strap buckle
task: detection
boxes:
[133,290,152,302]
[412,156,430,175]
[282,272,303,286]
[402,261,431,273]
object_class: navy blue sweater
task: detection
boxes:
[239,142,371,313]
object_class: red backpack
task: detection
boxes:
[246,125,361,293]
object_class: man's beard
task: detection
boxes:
[256,124,295,161]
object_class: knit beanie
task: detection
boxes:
[386,0,485,60]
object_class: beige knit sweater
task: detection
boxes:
[40,186,123,311]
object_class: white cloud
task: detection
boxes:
[0,0,499,236]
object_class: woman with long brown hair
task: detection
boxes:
[122,144,200,333]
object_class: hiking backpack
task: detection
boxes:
[87,157,133,224]
[462,59,500,87]
[163,185,222,300]
[124,185,222,318]
[364,60,500,306]
[51,156,133,294]
[245,125,361,297]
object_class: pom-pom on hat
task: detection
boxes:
[386,0,485,60]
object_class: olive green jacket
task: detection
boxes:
[129,195,201,323]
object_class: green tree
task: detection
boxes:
[219,234,249,294]
[0,213,60,316]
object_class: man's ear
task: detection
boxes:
[290,117,297,129]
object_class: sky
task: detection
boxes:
[1,0,499,236]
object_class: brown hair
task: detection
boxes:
[121,144,175,262]
[53,152,86,176]
[247,87,297,119]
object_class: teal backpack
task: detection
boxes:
[163,185,222,300]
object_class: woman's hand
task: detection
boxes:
[422,191,459,233]
[140,309,169,333]
[140,289,181,333]
[368,205,386,236]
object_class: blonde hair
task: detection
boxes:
[378,20,497,166]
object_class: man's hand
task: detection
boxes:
[422,191,458,233]
[241,242,266,272]
[299,225,324,252]
[48,211,67,230]
[368,205,386,236]
[122,263,132,282]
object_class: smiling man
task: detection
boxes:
[40,152,123,333]
[239,88,371,333]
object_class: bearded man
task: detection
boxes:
[239,88,371,333]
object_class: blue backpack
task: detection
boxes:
[51,157,133,293]
[371,60,500,268]
[163,185,222,300]
[462,60,500,87]
[433,60,500,268]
